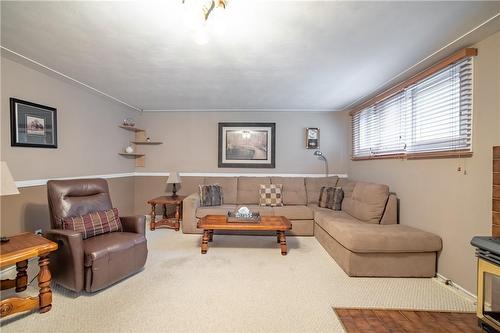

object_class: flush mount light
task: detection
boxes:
[183,0,227,22]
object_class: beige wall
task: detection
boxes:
[347,31,500,293]
[1,53,137,181]
[1,52,137,233]
[134,111,350,174]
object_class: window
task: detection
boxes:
[352,57,473,159]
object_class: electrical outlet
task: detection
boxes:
[35,229,43,235]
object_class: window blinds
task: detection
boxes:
[352,57,473,158]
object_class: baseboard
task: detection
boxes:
[435,273,477,301]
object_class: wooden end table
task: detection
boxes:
[197,215,292,255]
[147,195,186,231]
[0,233,58,318]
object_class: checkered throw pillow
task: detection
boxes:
[259,184,283,207]
[62,208,122,239]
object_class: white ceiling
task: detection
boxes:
[2,1,500,112]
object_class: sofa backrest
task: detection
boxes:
[305,176,339,204]
[237,177,271,204]
[204,177,238,204]
[341,181,390,224]
[271,177,306,205]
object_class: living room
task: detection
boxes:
[1,1,499,332]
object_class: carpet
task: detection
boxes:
[1,229,475,332]
[333,308,480,333]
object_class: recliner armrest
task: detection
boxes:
[44,229,85,292]
[121,215,146,235]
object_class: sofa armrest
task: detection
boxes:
[121,215,146,235]
[380,193,398,225]
[182,192,201,234]
[44,229,85,292]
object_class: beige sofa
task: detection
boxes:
[183,176,442,277]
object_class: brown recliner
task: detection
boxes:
[45,178,147,293]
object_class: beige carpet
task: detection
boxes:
[0,229,474,333]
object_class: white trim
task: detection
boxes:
[143,108,342,112]
[435,273,477,301]
[15,172,348,188]
[1,46,143,112]
[136,172,348,178]
[15,172,135,188]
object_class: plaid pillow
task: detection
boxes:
[62,208,122,239]
[319,187,344,210]
[259,184,283,207]
[199,184,223,207]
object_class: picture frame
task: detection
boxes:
[10,98,58,148]
[305,127,319,149]
[218,122,276,168]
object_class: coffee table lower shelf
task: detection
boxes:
[197,215,292,256]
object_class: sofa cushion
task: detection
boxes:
[271,177,306,205]
[336,178,356,199]
[315,211,442,253]
[83,231,146,267]
[259,184,283,207]
[237,177,270,204]
[342,182,389,224]
[204,177,237,204]
[196,205,237,218]
[236,205,274,216]
[305,177,339,204]
[273,206,313,220]
[62,208,122,240]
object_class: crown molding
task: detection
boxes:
[142,108,343,112]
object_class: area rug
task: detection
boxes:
[333,307,480,333]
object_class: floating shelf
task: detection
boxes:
[130,141,163,145]
[119,125,145,132]
[118,153,145,157]
[118,125,162,167]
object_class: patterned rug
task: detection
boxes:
[333,308,481,333]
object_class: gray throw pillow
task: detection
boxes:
[199,184,223,207]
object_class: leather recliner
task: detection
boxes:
[46,178,148,293]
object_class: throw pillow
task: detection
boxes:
[62,208,122,240]
[319,186,344,211]
[199,184,223,206]
[259,184,283,207]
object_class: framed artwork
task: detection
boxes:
[218,122,275,168]
[305,127,319,149]
[10,98,57,148]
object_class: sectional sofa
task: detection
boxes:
[182,176,442,277]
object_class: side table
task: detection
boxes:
[147,195,186,231]
[0,233,58,318]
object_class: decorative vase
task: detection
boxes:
[125,146,134,154]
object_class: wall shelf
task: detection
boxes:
[118,125,162,167]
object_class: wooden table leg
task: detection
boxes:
[15,260,28,292]
[38,255,52,313]
[163,204,167,219]
[150,203,156,231]
[201,230,210,254]
[276,231,280,244]
[174,204,180,231]
[278,231,288,255]
[208,230,214,242]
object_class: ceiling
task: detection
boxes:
[2,1,500,112]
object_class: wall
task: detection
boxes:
[0,52,137,234]
[134,111,350,174]
[347,31,500,294]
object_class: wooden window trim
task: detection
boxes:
[351,150,473,161]
[349,47,478,116]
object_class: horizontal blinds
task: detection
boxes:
[352,58,473,158]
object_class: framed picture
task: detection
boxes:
[10,98,57,148]
[305,127,319,149]
[218,122,276,168]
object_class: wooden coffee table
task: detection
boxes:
[197,215,292,255]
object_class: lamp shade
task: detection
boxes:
[1,161,19,196]
[167,172,181,184]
